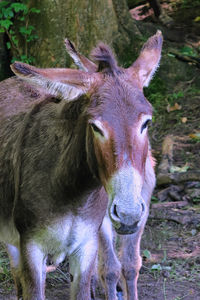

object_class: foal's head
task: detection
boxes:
[11,31,163,234]
[86,33,162,233]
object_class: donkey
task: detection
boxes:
[0,31,162,300]
[65,33,161,300]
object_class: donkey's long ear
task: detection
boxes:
[11,62,96,101]
[128,30,163,88]
[65,38,97,73]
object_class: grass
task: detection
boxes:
[0,243,13,292]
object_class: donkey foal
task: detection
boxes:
[65,31,162,300]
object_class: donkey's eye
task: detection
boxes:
[141,119,151,133]
[90,123,104,137]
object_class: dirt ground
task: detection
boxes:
[1,221,200,300]
[0,0,200,299]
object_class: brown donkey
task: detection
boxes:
[65,32,161,300]
[0,31,162,300]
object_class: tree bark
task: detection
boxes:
[12,0,141,68]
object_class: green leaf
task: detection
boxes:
[170,164,189,173]
[151,264,162,271]
[10,3,27,13]
[0,19,13,30]
[180,46,197,57]
[11,57,18,64]
[19,25,34,36]
[19,26,27,35]
[194,16,200,22]
[11,35,18,47]
[193,198,200,203]
[173,91,184,99]
[2,7,14,19]
[6,41,11,49]
[189,132,200,141]
[19,55,35,64]
[151,196,158,203]
[0,1,9,10]
[167,53,175,58]
[27,34,38,42]
[29,8,40,14]
[143,249,151,260]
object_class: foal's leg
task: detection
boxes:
[6,244,22,299]
[69,238,98,300]
[19,239,46,300]
[120,227,146,300]
[98,215,121,300]
[99,154,155,300]
[121,154,155,300]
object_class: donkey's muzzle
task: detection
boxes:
[115,221,139,235]
[109,199,146,234]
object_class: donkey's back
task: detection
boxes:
[0,78,107,300]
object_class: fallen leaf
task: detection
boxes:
[194,16,200,22]
[170,163,189,173]
[151,264,162,271]
[167,102,182,112]
[181,117,187,123]
[189,132,200,140]
[143,249,151,260]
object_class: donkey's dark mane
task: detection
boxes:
[91,43,122,75]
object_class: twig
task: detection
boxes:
[169,51,200,68]
[163,278,167,300]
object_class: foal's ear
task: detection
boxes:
[65,38,97,73]
[128,30,163,88]
[11,62,95,101]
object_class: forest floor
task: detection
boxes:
[0,1,200,299]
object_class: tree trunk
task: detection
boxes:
[0,33,12,80]
[13,0,141,68]
[112,0,142,64]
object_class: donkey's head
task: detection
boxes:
[11,31,162,234]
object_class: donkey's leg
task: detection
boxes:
[98,215,121,300]
[6,244,22,299]
[120,228,145,300]
[19,240,46,300]
[69,238,98,300]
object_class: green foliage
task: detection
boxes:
[167,91,184,104]
[0,246,12,287]
[144,76,167,114]
[181,0,200,9]
[151,196,159,203]
[180,46,197,57]
[0,1,40,63]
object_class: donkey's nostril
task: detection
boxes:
[113,204,119,218]
[110,204,121,223]
[141,203,145,213]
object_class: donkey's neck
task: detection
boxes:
[53,98,99,199]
